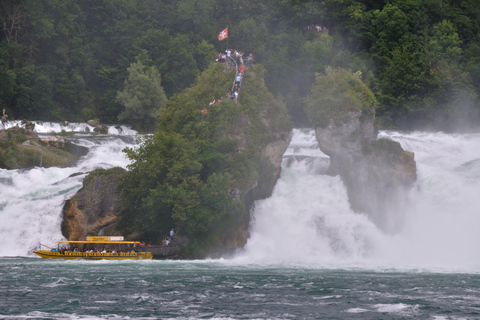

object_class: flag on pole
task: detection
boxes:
[218,27,228,41]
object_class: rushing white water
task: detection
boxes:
[2,125,480,271]
[236,129,480,271]
[0,129,139,256]
[0,120,136,135]
[378,131,480,269]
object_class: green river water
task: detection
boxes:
[1,258,480,319]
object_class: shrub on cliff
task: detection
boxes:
[304,67,377,128]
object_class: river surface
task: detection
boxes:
[2,258,480,319]
[1,123,480,319]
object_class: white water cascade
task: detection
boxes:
[236,129,480,271]
[2,124,480,271]
[0,125,139,256]
[0,120,136,135]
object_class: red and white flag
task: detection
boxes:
[218,27,228,41]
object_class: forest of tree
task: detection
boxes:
[1,0,480,130]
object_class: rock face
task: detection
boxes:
[314,110,416,231]
[212,66,292,254]
[62,168,126,240]
[87,119,108,134]
[212,112,291,255]
[61,65,292,257]
[0,126,88,169]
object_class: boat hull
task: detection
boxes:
[33,250,152,260]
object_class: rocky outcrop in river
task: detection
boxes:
[314,110,416,231]
[61,64,291,258]
[62,168,125,241]
[0,126,88,169]
[304,68,416,231]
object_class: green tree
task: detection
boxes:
[305,67,377,127]
[376,46,424,121]
[118,130,202,240]
[426,20,462,63]
[116,61,167,132]
[195,40,216,71]
[367,4,410,64]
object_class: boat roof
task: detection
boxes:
[56,240,140,244]
[55,236,140,244]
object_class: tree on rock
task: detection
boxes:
[304,67,376,128]
[117,61,167,132]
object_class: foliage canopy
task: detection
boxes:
[305,67,377,127]
[116,62,167,131]
[1,0,479,130]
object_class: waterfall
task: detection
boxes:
[0,120,135,135]
[2,126,480,271]
[0,133,139,256]
[236,129,480,271]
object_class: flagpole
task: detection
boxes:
[226,25,228,51]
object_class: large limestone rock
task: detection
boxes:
[62,168,126,240]
[16,143,77,168]
[87,119,108,134]
[314,110,416,231]
[0,127,88,169]
[209,66,292,254]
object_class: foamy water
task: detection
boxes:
[235,129,480,272]
[0,132,138,256]
[0,120,136,135]
[2,127,480,273]
[2,128,480,319]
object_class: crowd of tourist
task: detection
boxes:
[51,246,137,254]
[204,50,253,114]
[304,24,328,33]
[160,228,175,246]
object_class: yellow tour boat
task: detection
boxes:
[33,236,153,260]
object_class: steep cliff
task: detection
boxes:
[306,68,416,231]
[62,64,292,257]
[115,63,292,257]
